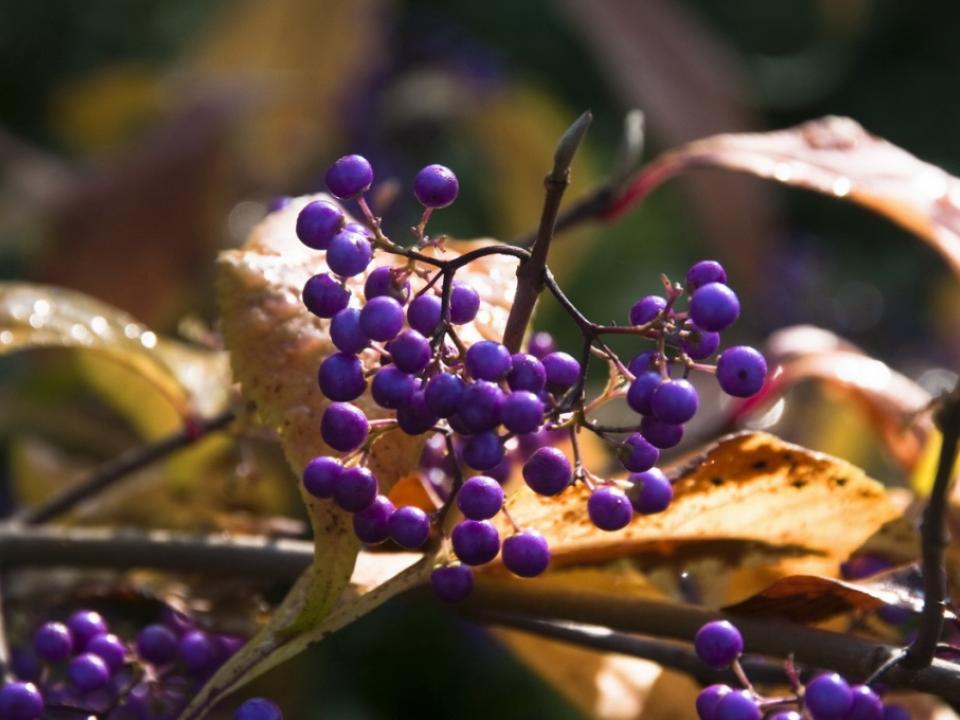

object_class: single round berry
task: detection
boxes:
[881,705,910,720]
[696,684,732,720]
[0,682,44,720]
[425,373,465,418]
[87,633,125,671]
[296,200,343,250]
[325,154,373,199]
[431,564,474,603]
[364,266,411,304]
[396,391,438,435]
[527,331,556,359]
[334,466,378,513]
[407,294,442,335]
[388,505,431,548]
[805,673,854,720]
[466,341,512,381]
[714,689,760,720]
[330,308,369,354]
[321,403,369,452]
[628,351,657,376]
[501,390,544,435]
[627,468,673,514]
[694,621,743,668]
[686,259,727,291]
[344,222,372,237]
[502,531,550,577]
[650,379,699,424]
[388,330,431,374]
[640,416,684,449]
[449,283,480,324]
[235,697,283,720]
[845,685,883,720]
[462,432,505,471]
[303,456,343,498]
[630,295,667,325]
[371,366,416,409]
[587,487,633,531]
[178,631,217,675]
[457,476,504,520]
[360,295,405,341]
[522,447,572,496]
[67,610,108,650]
[33,622,73,662]
[136,624,178,665]
[716,346,767,398]
[682,325,721,360]
[507,353,547,393]
[327,230,373,278]
[302,273,349,318]
[626,372,663,415]
[619,433,659,473]
[414,164,459,208]
[452,520,501,565]
[458,381,504,433]
[353,495,395,545]
[318,352,366,402]
[542,352,580,391]
[689,282,740,332]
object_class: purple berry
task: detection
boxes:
[327,230,373,277]
[502,531,550,577]
[321,402,369,452]
[407,294,442,335]
[542,351,581,391]
[682,325,721,360]
[235,697,283,720]
[629,295,667,325]
[334,466,378,512]
[689,282,740,332]
[364,266,411,304]
[466,340,512,381]
[431,565,474,603]
[136,624,178,665]
[345,222,372,237]
[507,353,547,393]
[628,351,657,376]
[694,620,743,667]
[318,352,366,401]
[462,432,505,470]
[449,283,480,324]
[10,649,42,683]
[768,714,801,720]
[425,373,465,417]
[881,705,910,720]
[388,330,431,373]
[296,200,343,250]
[486,454,513,485]
[302,273,349,318]
[650,379,699,424]
[527,331,556,359]
[627,468,673,514]
[587,487,633,531]
[696,684,731,720]
[303,456,343,498]
[325,154,373,199]
[845,685,883,720]
[714,690,759,720]
[841,554,891,580]
[0,682,44,720]
[268,196,291,213]
[501,390,544,434]
[716,346,767,398]
[458,381,504,432]
[619,433,659,473]
[33,622,73,662]
[452,520,501,565]
[640,415,684,449]
[353,495,396,544]
[686,260,727,291]
[178,630,217,674]
[87,633,126,671]
[360,295,405,341]
[68,610,108,650]
[330,308,369,354]
[457,476,504,520]
[805,673,854,720]
[414,164,459,208]
[396,391,438,435]
[388,505,431,548]
[372,366,415,409]
[522,447,572,496]
[626,371,662,415]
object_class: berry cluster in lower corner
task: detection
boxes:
[290,154,768,605]
[693,620,912,720]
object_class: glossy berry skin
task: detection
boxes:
[302,273,349,318]
[452,520,501,565]
[627,468,673,514]
[235,697,284,720]
[353,495,396,545]
[327,230,373,278]
[501,390,544,434]
[588,487,633,531]
[628,351,656,376]
[179,631,217,675]
[330,308,369,354]
[714,690,760,720]
[689,282,740,332]
[414,164,459,208]
[388,506,431,548]
[682,326,721,360]
[87,633,125,671]
[325,154,373,199]
[507,353,547,393]
[33,621,73,662]
[457,476,504,520]
[694,621,743,668]
[388,330,431,373]
[431,565,474,603]
[360,296,405,341]
[449,283,480,324]
[502,531,550,577]
[619,433,659,473]
[303,456,343,498]
[522,447,572,496]
[68,610,108,650]
[640,416,684,449]
[407,294,442,335]
[626,372,662,415]
[686,260,727,291]
[696,684,731,720]
[845,685,883,720]
[321,403,369,452]
[68,652,110,691]
[527,331,556,359]
[396,391,438,435]
[364,266,410,304]
[371,366,415,409]
[462,432,504,470]
[716,346,767,398]
[318,352,366,402]
[334,466,378,512]
[630,295,667,325]
[296,200,343,250]
[542,352,580,391]
[805,673,854,720]
[458,381,504,432]
[136,624,178,665]
[425,373,465,417]
[650,379,699,424]
[0,682,44,720]
[466,341,512,381]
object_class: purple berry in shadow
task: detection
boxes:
[462,432,504,470]
[178,631,217,675]
[330,308,369,354]
[694,621,743,667]
[388,506,431,548]
[457,476,504,520]
[296,200,343,250]
[87,633,125,671]
[716,346,767,397]
[372,366,415,409]
[136,624,178,665]
[235,697,283,720]
[502,531,550,577]
[651,379,699,424]
[682,325,721,360]
[360,296,405,341]
[486,454,512,484]
[696,684,731,720]
[388,330,431,373]
[303,456,343,498]
[522,447,572,496]
[364,266,410,305]
[458,381,504,432]
[527,331,556,359]
[325,154,373,199]
[431,565,474,603]
[452,520,501,565]
[0,682,44,720]
[10,648,42,683]
[353,495,395,545]
[327,230,373,277]
[321,403,369,452]
[425,373,465,418]
[449,282,480,324]
[628,351,657,376]
[881,705,910,720]
[805,673,854,720]
[845,685,883,720]
[626,372,662,415]
[640,416,684,449]
[627,468,673,514]
[501,390,544,434]
[840,554,891,580]
[302,273,349,318]
[689,282,740,332]
[396,391,438,435]
[507,353,547,393]
[542,352,580,391]
[318,352,366,402]
[587,487,633,531]
[407,294,442,336]
[686,260,727,291]
[466,340,512,381]
[714,690,759,720]
[630,295,666,325]
[334,466,378,512]
[33,622,73,662]
[619,433,659,473]
[414,164,459,208]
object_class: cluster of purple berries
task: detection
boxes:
[0,607,271,719]
[693,620,910,720]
